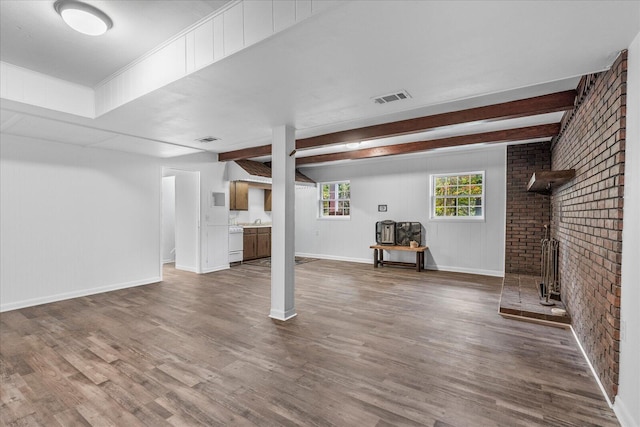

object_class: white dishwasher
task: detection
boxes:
[229,226,244,263]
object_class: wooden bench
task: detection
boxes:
[370,244,428,272]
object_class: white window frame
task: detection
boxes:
[318,181,351,219]
[430,171,485,221]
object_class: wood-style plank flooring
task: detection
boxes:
[1,261,618,426]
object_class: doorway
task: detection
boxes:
[162,169,200,274]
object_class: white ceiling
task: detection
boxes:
[1,1,639,160]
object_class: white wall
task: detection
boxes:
[161,176,176,263]
[615,32,640,427]
[0,135,161,311]
[230,187,272,224]
[296,146,506,276]
[0,142,231,312]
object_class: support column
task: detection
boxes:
[269,125,296,321]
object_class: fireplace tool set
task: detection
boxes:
[539,225,560,306]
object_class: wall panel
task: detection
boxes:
[296,147,506,276]
[0,135,160,311]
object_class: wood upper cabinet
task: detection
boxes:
[257,227,271,258]
[230,181,236,209]
[264,189,272,212]
[229,181,249,211]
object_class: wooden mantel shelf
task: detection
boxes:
[527,170,575,193]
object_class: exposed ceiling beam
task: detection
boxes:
[218,90,575,162]
[296,90,575,149]
[218,144,272,162]
[295,123,561,166]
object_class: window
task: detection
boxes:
[431,172,484,219]
[319,181,350,218]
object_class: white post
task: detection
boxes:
[269,125,296,321]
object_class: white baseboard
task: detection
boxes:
[0,277,161,313]
[269,308,297,321]
[295,253,504,277]
[175,264,198,273]
[201,265,230,274]
[570,326,614,409]
[425,263,504,277]
[614,396,636,427]
[162,258,175,264]
[295,252,370,264]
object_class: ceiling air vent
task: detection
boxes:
[372,90,411,105]
[195,136,220,143]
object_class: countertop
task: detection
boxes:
[239,224,272,228]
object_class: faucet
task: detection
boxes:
[253,218,262,225]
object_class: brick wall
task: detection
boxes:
[504,142,551,275]
[551,52,627,401]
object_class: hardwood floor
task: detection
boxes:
[1,261,618,426]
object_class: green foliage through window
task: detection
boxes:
[432,173,484,218]
[320,182,350,217]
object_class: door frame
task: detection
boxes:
[160,168,201,278]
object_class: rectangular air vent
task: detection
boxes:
[195,136,220,143]
[372,90,411,105]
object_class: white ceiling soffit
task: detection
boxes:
[91,134,202,158]
[0,112,115,147]
[0,108,202,158]
[0,0,233,87]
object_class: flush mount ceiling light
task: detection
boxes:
[54,0,113,36]
[345,142,361,149]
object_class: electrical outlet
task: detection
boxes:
[315,230,319,236]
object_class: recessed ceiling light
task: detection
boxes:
[54,0,113,36]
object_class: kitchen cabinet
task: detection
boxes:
[229,181,248,210]
[264,189,272,212]
[257,227,271,258]
[243,226,271,261]
[243,228,257,260]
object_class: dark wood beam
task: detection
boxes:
[297,91,575,149]
[295,123,561,166]
[218,90,575,162]
[218,144,271,162]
